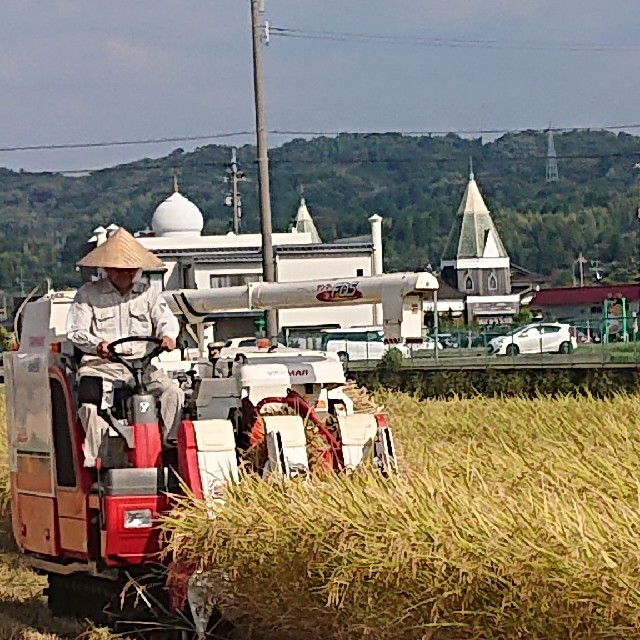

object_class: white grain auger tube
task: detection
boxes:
[162,271,438,344]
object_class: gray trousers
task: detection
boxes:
[77,359,185,467]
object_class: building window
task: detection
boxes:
[488,273,497,291]
[210,273,262,288]
[465,275,474,291]
[356,269,364,277]
[182,266,192,289]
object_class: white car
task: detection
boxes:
[487,323,578,356]
[219,336,286,356]
[222,336,259,350]
[320,326,439,362]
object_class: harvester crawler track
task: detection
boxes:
[44,569,233,639]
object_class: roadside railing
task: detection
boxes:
[280,318,640,370]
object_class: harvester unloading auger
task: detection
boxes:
[4,271,438,639]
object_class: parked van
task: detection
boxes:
[320,326,439,362]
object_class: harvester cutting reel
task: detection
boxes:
[247,392,400,480]
[182,402,400,639]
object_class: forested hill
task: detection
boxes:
[1,128,640,295]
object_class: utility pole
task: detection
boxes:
[636,206,640,283]
[230,148,241,234]
[224,148,245,234]
[18,267,25,297]
[575,252,587,287]
[250,0,277,345]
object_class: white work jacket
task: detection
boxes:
[66,276,180,361]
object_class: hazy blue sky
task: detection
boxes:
[0,0,638,173]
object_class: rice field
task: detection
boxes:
[3,388,640,638]
[163,390,640,640]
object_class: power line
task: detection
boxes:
[270,26,640,53]
[2,123,640,155]
[0,130,254,153]
[273,123,640,136]
[272,151,640,164]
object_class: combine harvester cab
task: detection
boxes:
[3,271,437,638]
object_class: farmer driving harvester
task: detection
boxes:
[66,227,184,467]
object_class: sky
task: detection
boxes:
[0,0,639,174]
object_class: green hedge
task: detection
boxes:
[351,351,640,399]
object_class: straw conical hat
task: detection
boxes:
[77,227,164,269]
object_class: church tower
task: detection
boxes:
[292,190,322,243]
[440,160,511,297]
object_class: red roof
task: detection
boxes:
[530,283,640,307]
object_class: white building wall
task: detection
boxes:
[193,264,262,290]
[276,253,372,281]
[138,231,313,252]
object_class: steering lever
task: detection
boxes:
[106,336,165,393]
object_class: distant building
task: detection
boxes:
[80,188,383,345]
[510,264,550,300]
[530,284,640,336]
[291,195,322,243]
[421,278,465,313]
[440,164,521,324]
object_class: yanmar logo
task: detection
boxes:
[315,281,363,303]
[267,368,309,377]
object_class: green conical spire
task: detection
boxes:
[440,162,508,263]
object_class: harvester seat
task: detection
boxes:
[77,375,103,408]
[76,375,134,469]
[77,375,134,420]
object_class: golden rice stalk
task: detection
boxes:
[342,380,384,414]
[161,391,640,640]
[0,395,9,517]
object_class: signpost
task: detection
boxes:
[603,297,628,343]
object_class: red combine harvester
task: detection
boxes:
[4,272,438,638]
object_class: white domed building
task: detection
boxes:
[81,185,384,345]
[150,191,204,238]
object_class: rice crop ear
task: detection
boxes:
[0,402,9,518]
[162,389,640,638]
